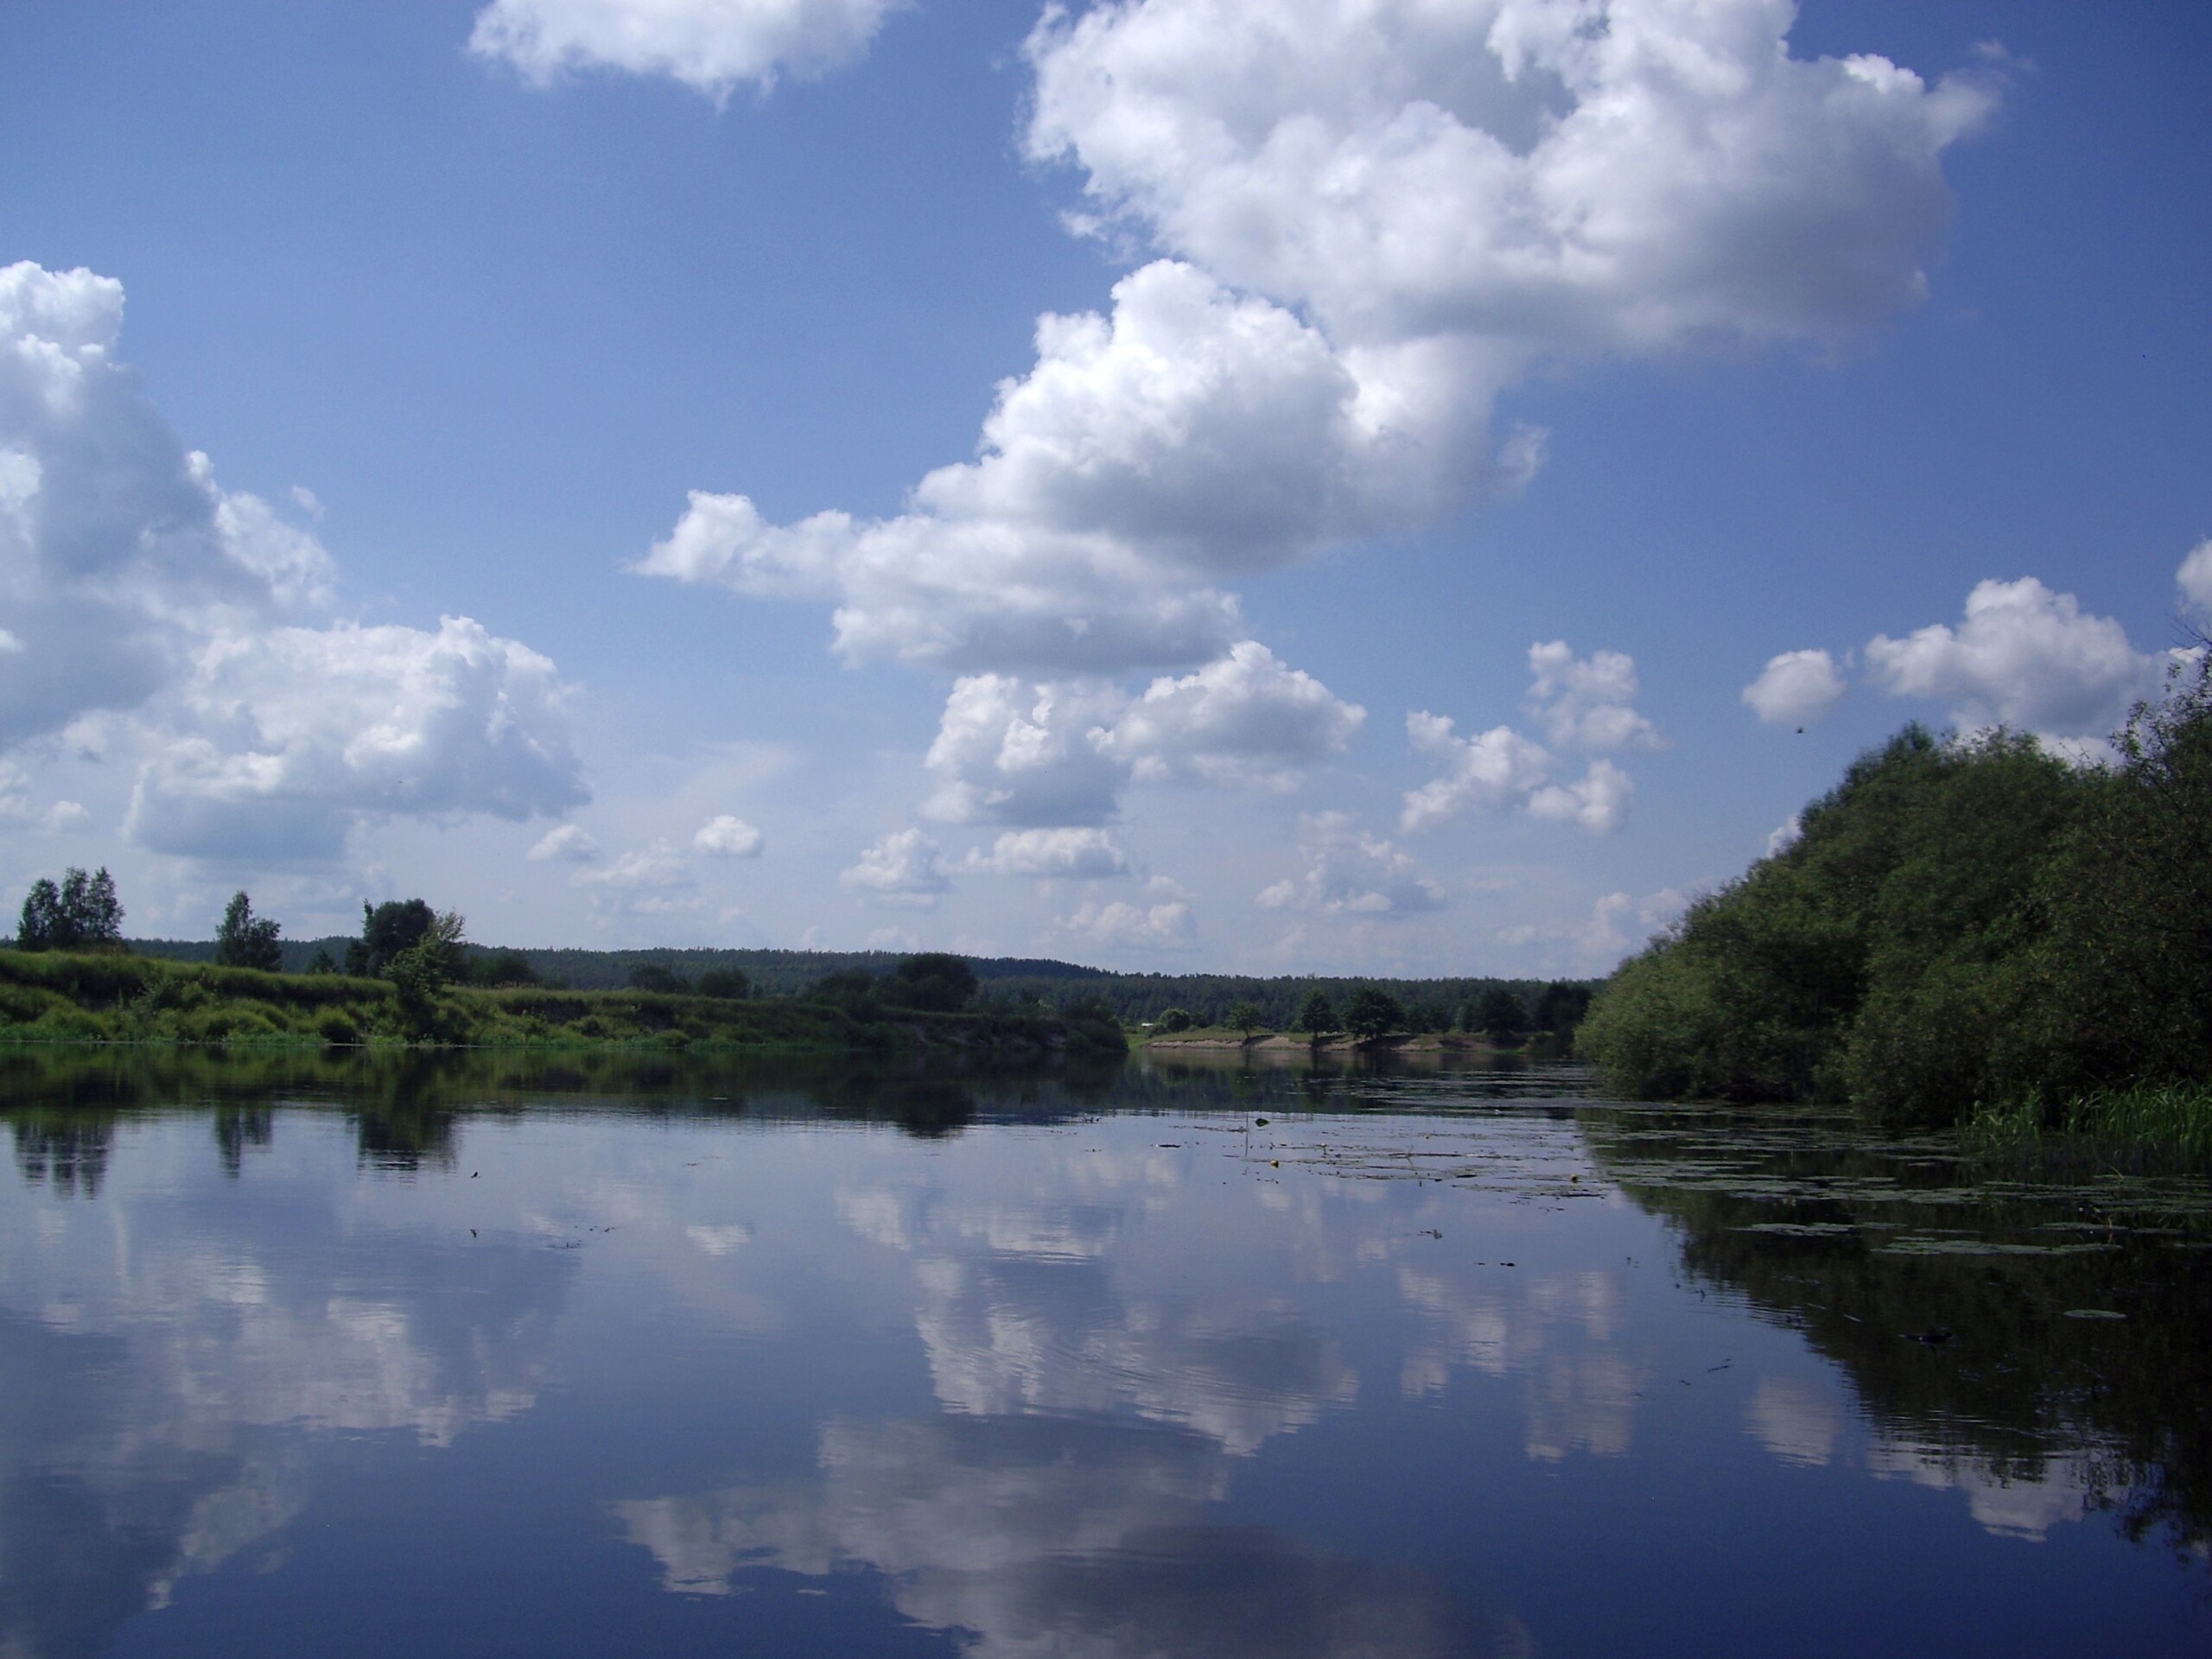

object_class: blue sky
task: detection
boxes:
[0,0,2206,972]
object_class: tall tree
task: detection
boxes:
[16,867,123,950]
[214,892,284,971]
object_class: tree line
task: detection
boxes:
[1580,653,2212,1123]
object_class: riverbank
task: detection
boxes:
[1135,1027,1549,1060]
[0,949,1122,1058]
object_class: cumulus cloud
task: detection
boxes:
[966,827,1130,880]
[1865,577,2167,736]
[467,0,901,99]
[923,644,1362,829]
[1525,642,1660,751]
[1100,640,1365,788]
[1026,0,1997,353]
[0,261,586,864]
[1765,814,1803,857]
[841,829,949,907]
[1054,897,1196,951]
[1742,648,1847,726]
[924,675,1128,827]
[127,619,585,861]
[635,262,1463,677]
[1258,812,1443,915]
[2179,540,2212,620]
[693,814,765,857]
[1396,705,1629,836]
[1526,758,1634,836]
[575,842,691,890]
[0,263,334,748]
[528,823,601,861]
[633,3,1990,844]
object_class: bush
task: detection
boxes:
[1583,663,2212,1125]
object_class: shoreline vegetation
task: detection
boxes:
[3,881,1599,1064]
[1580,652,2212,1158]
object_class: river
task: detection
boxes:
[3,1048,2205,1656]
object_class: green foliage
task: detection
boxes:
[1343,988,1403,1041]
[306,948,340,975]
[1476,987,1527,1044]
[1225,1000,1264,1036]
[1293,990,1336,1034]
[1584,662,2212,1128]
[1533,982,1592,1036]
[346,899,435,978]
[695,968,749,1001]
[882,953,977,1014]
[628,964,690,994]
[1154,1006,1195,1033]
[465,949,541,988]
[17,867,124,951]
[214,893,284,972]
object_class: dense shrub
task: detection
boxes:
[1582,658,2212,1123]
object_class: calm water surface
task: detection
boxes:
[3,1049,2208,1657]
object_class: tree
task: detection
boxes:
[1344,988,1404,1041]
[1226,1001,1264,1039]
[213,892,284,971]
[629,964,690,994]
[1534,982,1592,1037]
[1477,987,1528,1045]
[16,867,124,951]
[1154,1006,1195,1033]
[696,967,748,1000]
[346,899,436,978]
[305,948,340,975]
[1294,990,1337,1034]
[467,949,541,988]
[882,953,977,1014]
[385,911,466,1038]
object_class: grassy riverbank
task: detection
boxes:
[0,948,1122,1058]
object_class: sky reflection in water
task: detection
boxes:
[2,1053,2207,1658]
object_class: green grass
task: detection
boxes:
[1962,1082,2212,1163]
[0,949,1120,1057]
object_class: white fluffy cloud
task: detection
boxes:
[635,262,1472,677]
[634,3,1989,852]
[1054,897,1196,950]
[966,827,1131,880]
[0,261,587,866]
[0,263,334,748]
[1101,640,1365,788]
[575,842,691,889]
[1400,649,1638,837]
[128,619,585,861]
[2179,540,2212,619]
[1526,757,1633,836]
[1865,576,2167,736]
[693,814,765,857]
[528,823,601,861]
[1742,648,1847,725]
[1525,642,1660,751]
[1258,811,1443,915]
[841,829,949,907]
[922,643,1363,829]
[468,0,901,98]
[924,675,1128,828]
[1027,0,1997,353]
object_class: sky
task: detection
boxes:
[0,0,2206,975]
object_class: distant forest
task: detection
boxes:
[125,936,1587,1033]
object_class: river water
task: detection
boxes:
[3,1048,2207,1657]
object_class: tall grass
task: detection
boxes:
[1962,1083,2212,1163]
